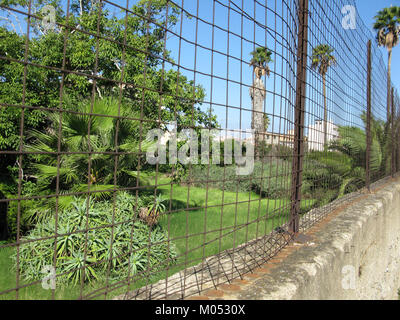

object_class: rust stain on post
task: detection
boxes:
[366,40,372,191]
[290,0,309,234]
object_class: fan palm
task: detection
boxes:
[329,112,387,185]
[373,6,400,121]
[249,47,273,159]
[250,46,273,79]
[311,44,337,150]
[26,96,152,207]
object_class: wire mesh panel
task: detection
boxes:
[0,0,398,300]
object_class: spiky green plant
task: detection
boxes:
[14,193,177,286]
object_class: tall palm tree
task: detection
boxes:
[311,44,337,150]
[249,46,273,158]
[373,6,400,122]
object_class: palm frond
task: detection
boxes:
[311,44,336,76]
[33,164,79,184]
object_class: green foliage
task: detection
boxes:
[311,44,337,76]
[138,194,167,227]
[190,160,291,199]
[250,46,273,76]
[373,6,400,48]
[169,163,187,184]
[304,151,352,191]
[25,96,149,191]
[0,97,156,236]
[302,115,390,207]
[190,165,252,193]
[264,114,270,131]
[250,47,273,68]
[0,0,217,190]
[14,193,177,285]
[267,144,293,161]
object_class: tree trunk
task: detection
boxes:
[250,77,266,160]
[0,191,8,241]
[387,48,392,122]
[323,74,328,150]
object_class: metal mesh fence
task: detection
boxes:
[0,0,399,300]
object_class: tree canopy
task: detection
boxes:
[0,0,217,183]
[374,6,400,50]
[310,44,336,76]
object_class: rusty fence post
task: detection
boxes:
[392,87,395,178]
[289,0,309,234]
[366,40,372,191]
[398,95,400,173]
[396,95,400,172]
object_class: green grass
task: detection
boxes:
[156,182,313,274]
[0,176,315,300]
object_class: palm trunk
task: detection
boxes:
[387,48,392,122]
[250,75,266,160]
[323,74,328,150]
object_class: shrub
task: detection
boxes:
[14,192,177,285]
[268,144,293,161]
[190,160,291,199]
[251,161,292,199]
[190,165,253,193]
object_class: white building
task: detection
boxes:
[307,120,339,151]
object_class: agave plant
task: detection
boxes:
[62,251,99,285]
[139,194,167,227]
[14,193,177,286]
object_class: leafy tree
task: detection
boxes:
[311,44,337,150]
[0,0,217,193]
[373,6,400,121]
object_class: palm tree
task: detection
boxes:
[26,96,151,211]
[311,44,337,150]
[373,6,400,121]
[264,114,270,132]
[249,46,273,158]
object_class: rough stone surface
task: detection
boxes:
[114,229,292,300]
[234,177,400,300]
[114,176,400,300]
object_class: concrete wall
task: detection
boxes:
[235,178,400,300]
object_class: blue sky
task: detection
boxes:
[153,0,400,134]
[356,0,400,91]
[1,0,399,135]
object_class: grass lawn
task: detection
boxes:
[158,184,292,265]
[0,176,314,299]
